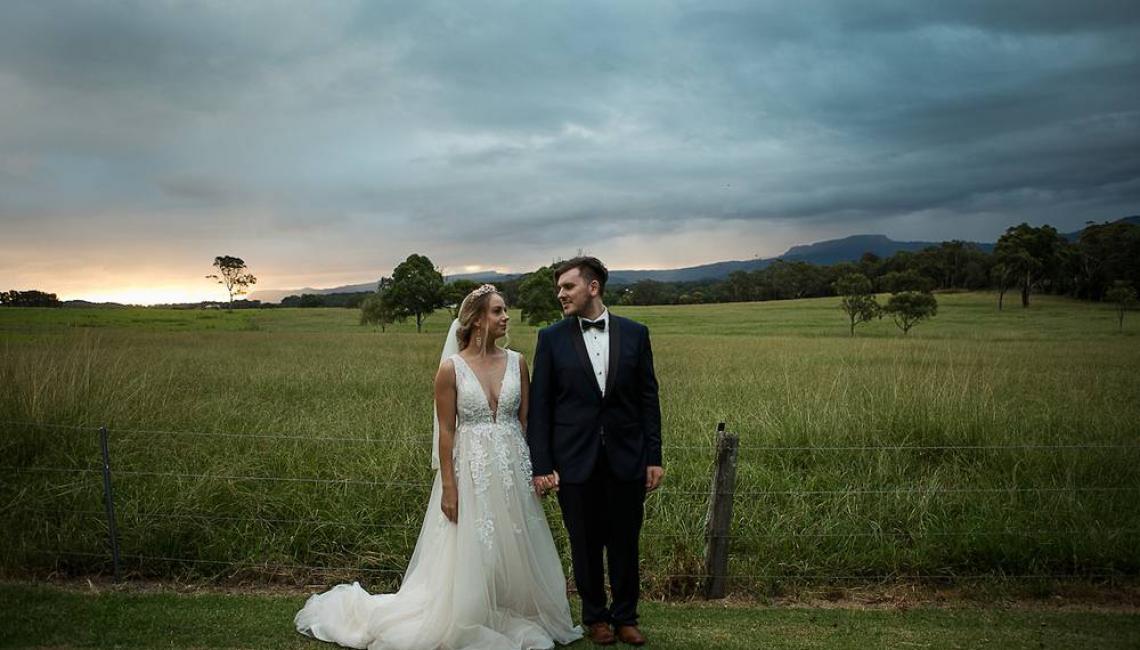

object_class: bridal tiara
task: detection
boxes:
[469,283,498,299]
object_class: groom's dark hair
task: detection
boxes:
[554,256,608,294]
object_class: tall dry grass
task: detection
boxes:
[2,293,1137,592]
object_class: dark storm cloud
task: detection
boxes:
[1,0,1139,261]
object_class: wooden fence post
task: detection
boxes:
[703,421,738,599]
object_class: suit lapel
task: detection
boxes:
[568,319,604,400]
[605,314,621,399]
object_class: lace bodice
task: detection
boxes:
[447,350,536,549]
[451,350,521,427]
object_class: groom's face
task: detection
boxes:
[556,268,598,317]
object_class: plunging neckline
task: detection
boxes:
[455,351,510,423]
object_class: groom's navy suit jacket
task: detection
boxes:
[527,313,662,484]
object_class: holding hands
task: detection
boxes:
[533,471,560,497]
[533,466,665,497]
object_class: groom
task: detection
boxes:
[527,256,664,646]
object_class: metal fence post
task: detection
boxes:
[98,425,122,582]
[703,421,738,599]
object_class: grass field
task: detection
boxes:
[3,582,1139,649]
[2,292,1138,594]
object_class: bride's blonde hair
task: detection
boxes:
[455,284,507,351]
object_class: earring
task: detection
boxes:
[475,334,483,349]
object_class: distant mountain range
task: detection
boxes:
[246,234,951,301]
[247,216,1139,303]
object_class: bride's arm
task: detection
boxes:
[434,359,459,523]
[518,354,530,432]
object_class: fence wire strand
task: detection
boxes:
[22,509,1137,540]
[9,466,1137,496]
[3,466,432,488]
[6,421,1139,451]
[22,509,693,537]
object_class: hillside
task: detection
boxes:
[248,216,1139,302]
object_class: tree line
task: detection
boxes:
[0,290,61,307]
[357,220,1138,335]
[608,220,1140,310]
[280,292,371,308]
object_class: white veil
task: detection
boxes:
[432,318,462,470]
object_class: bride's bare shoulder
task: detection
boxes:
[435,357,457,386]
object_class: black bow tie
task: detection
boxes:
[581,319,606,332]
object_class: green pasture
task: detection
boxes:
[2,292,1138,594]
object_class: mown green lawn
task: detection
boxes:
[3,582,1138,649]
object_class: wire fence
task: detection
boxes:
[25,508,1138,540]
[8,464,1138,499]
[8,419,1140,451]
[4,419,1138,590]
[7,464,1138,498]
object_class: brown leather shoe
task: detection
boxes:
[587,622,616,645]
[615,625,646,646]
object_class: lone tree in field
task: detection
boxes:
[360,277,396,331]
[385,254,445,333]
[1105,281,1137,332]
[516,265,562,326]
[206,256,257,311]
[833,273,880,336]
[884,291,938,335]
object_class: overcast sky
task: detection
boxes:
[2,1,1138,303]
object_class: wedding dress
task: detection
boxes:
[295,349,581,650]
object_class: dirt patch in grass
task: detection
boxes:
[678,581,1140,613]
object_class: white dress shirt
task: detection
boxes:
[579,309,609,396]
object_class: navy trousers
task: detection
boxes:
[557,449,646,626]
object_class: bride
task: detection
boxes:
[295,284,582,650]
